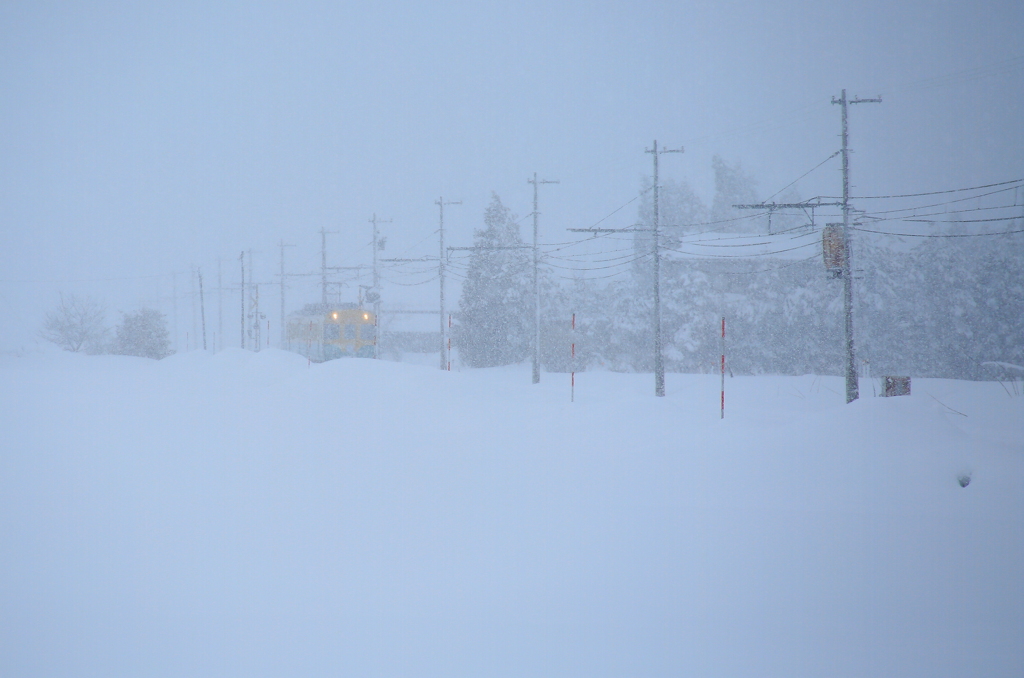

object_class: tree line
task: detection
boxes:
[454,159,1023,380]
[39,156,1022,378]
[41,295,172,359]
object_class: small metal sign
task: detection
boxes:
[822,224,844,278]
[883,376,911,397]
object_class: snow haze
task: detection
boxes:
[1,1,1022,343]
[1,2,1022,676]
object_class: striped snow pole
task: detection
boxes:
[447,314,452,371]
[720,317,726,419]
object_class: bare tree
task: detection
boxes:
[40,293,109,353]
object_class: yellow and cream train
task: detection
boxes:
[287,303,377,361]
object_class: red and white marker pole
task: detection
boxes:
[720,316,726,419]
[571,313,576,403]
[447,314,452,371]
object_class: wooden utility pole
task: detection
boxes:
[527,172,559,384]
[278,240,294,348]
[317,227,340,308]
[645,140,683,397]
[436,198,461,370]
[369,214,391,359]
[832,89,881,403]
[217,259,223,352]
[198,268,207,350]
[239,251,245,349]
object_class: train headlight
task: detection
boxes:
[332,312,338,319]
[363,313,369,320]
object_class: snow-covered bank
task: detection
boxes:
[1,350,1021,678]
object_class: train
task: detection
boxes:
[287,303,377,361]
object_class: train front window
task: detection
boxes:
[344,324,356,340]
[360,324,376,341]
[323,323,340,340]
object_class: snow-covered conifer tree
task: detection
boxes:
[456,193,532,367]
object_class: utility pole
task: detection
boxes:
[319,226,339,308]
[320,227,328,307]
[252,283,261,351]
[369,214,391,359]
[528,172,559,384]
[247,249,262,351]
[239,251,245,349]
[172,271,178,353]
[279,240,294,349]
[217,259,223,352]
[190,266,198,351]
[198,268,207,350]
[436,197,461,371]
[646,140,683,397]
[832,89,881,404]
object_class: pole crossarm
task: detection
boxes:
[381,257,438,262]
[447,245,530,251]
[567,227,654,233]
[733,201,843,210]
[647,146,685,155]
[834,95,883,105]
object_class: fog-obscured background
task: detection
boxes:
[2,0,1022,356]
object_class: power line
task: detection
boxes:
[675,230,821,249]
[763,150,841,202]
[543,254,651,271]
[879,55,1024,98]
[0,272,174,284]
[663,241,820,259]
[676,223,821,244]
[852,226,1024,237]
[858,185,1021,216]
[902,215,1022,223]
[717,254,820,275]
[585,185,654,231]
[840,178,1023,200]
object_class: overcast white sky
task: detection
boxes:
[1,0,1021,350]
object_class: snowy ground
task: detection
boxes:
[1,348,1021,678]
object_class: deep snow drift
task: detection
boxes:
[1,348,1021,678]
